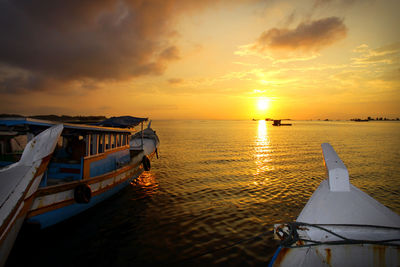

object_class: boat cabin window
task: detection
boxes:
[87,134,98,156]
[98,134,104,153]
[111,134,115,149]
[122,134,127,146]
[0,134,28,161]
[105,134,110,150]
[85,135,90,156]
[85,133,110,156]
[83,132,127,155]
[0,135,27,153]
[116,134,121,147]
[52,135,85,162]
[71,135,85,160]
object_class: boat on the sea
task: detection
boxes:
[269,143,400,266]
[272,120,292,126]
[0,124,63,266]
[0,116,159,231]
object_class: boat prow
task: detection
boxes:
[130,122,160,156]
[270,143,400,267]
[0,124,63,266]
[298,143,400,227]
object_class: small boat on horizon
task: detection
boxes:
[272,120,292,126]
[269,143,400,266]
[0,124,63,266]
[0,116,159,264]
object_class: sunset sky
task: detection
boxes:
[0,0,399,120]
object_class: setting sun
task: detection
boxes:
[257,97,270,111]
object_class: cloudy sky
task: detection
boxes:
[0,0,399,119]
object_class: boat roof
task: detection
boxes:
[0,117,133,134]
[96,116,148,128]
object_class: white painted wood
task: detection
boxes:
[0,124,63,266]
[321,143,350,192]
[297,179,400,227]
[130,127,160,155]
[272,143,400,267]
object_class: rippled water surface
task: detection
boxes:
[8,120,400,266]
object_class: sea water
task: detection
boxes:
[7,120,400,266]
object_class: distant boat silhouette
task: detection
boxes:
[272,120,292,126]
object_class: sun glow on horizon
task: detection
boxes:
[0,1,399,120]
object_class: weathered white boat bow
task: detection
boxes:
[0,124,63,266]
[298,143,400,227]
[130,121,160,163]
[270,143,400,267]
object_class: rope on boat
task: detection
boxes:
[173,221,400,264]
[277,222,400,248]
[267,246,282,267]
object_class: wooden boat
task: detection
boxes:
[0,124,63,266]
[0,117,159,231]
[272,120,292,126]
[269,143,400,266]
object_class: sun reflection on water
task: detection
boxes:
[130,171,159,199]
[253,120,274,182]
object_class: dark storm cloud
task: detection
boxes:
[0,0,206,93]
[252,17,347,53]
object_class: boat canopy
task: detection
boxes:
[96,116,148,128]
[0,117,132,134]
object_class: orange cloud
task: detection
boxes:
[352,43,400,66]
[236,17,347,62]
[253,17,347,53]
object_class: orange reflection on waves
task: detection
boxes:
[253,120,274,180]
[130,171,159,199]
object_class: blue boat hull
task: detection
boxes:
[27,169,143,229]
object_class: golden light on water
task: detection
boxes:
[130,171,159,199]
[257,119,267,138]
[253,120,273,182]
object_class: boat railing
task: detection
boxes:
[321,143,350,192]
